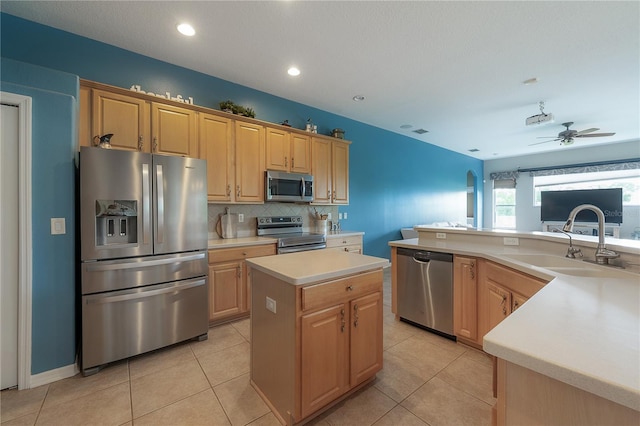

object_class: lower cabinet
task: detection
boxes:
[250,268,383,424]
[326,234,363,254]
[478,260,547,338]
[453,255,479,344]
[208,244,276,324]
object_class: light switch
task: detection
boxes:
[266,296,277,313]
[51,218,66,235]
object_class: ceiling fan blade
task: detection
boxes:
[576,132,616,138]
[576,127,599,135]
[528,139,560,146]
[536,136,558,139]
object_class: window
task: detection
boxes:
[493,178,516,229]
[533,169,640,206]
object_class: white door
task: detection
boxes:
[1,103,19,389]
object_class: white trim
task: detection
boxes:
[1,91,33,390]
[29,363,78,388]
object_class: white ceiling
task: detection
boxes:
[2,1,639,160]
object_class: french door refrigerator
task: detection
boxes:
[79,147,208,375]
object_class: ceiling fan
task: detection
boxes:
[530,122,616,146]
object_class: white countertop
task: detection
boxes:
[389,235,640,411]
[246,250,389,286]
[208,236,277,249]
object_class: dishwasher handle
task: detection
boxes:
[398,247,453,264]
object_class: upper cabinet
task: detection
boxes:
[234,121,266,203]
[265,127,311,174]
[151,103,198,157]
[312,138,350,204]
[87,88,150,152]
[80,82,197,157]
[199,113,233,202]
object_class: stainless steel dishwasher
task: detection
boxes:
[396,247,455,339]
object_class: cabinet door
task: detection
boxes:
[265,127,289,171]
[235,122,265,202]
[332,141,349,204]
[152,103,198,157]
[300,304,348,419]
[290,133,311,174]
[311,138,332,203]
[486,282,511,333]
[453,256,478,341]
[208,261,244,322]
[92,89,150,152]
[200,113,233,201]
[349,292,383,387]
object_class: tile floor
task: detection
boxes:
[1,269,495,426]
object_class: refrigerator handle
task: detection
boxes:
[156,164,164,243]
[142,163,151,244]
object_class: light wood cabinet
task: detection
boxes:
[208,244,276,325]
[87,88,150,151]
[81,83,197,157]
[265,127,312,174]
[326,234,363,254]
[312,138,350,204]
[453,255,478,344]
[251,268,383,424]
[478,260,546,338]
[235,121,265,203]
[151,102,198,157]
[199,113,233,201]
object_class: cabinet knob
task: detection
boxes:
[346,285,353,291]
[226,185,231,196]
[284,157,288,167]
[153,137,158,152]
[138,135,143,151]
[236,185,241,197]
[291,157,294,168]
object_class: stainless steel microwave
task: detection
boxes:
[265,171,313,202]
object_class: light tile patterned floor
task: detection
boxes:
[1,269,494,425]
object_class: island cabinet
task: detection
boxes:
[207,244,276,325]
[265,127,311,174]
[248,257,385,425]
[312,138,350,204]
[477,260,547,338]
[453,255,479,345]
[80,82,198,157]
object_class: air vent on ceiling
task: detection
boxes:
[468,148,480,152]
[412,128,429,135]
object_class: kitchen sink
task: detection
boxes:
[501,254,636,279]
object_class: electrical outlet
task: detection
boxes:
[238,213,244,223]
[338,212,343,220]
[503,237,520,246]
[51,218,66,235]
[266,296,276,313]
[343,212,348,219]
[327,213,332,220]
[436,232,446,239]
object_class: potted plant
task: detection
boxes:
[244,107,255,118]
[232,105,246,115]
[219,100,235,113]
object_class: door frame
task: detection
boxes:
[1,91,33,390]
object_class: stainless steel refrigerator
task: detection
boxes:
[79,147,209,375]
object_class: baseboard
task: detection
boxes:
[30,363,78,388]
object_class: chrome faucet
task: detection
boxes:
[562,204,619,265]
[553,229,583,259]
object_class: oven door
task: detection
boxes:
[265,171,313,202]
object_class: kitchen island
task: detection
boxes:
[246,250,389,425]
[389,227,640,425]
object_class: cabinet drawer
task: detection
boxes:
[209,244,276,263]
[484,261,546,298]
[302,270,382,311]
[326,235,361,248]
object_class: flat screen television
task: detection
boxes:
[540,188,623,224]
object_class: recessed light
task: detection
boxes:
[177,23,195,36]
[352,95,365,102]
[400,124,413,129]
[287,67,301,76]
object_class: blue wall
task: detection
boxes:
[1,12,482,374]
[0,58,78,374]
